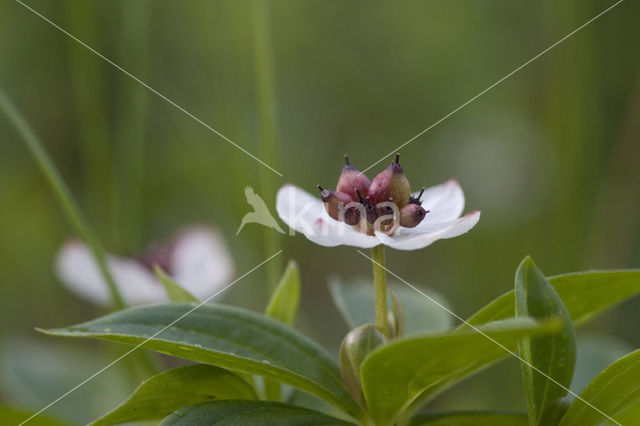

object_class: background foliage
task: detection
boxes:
[1,1,639,424]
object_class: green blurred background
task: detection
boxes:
[1,0,639,424]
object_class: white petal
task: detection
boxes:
[415,179,465,225]
[55,241,166,306]
[169,227,235,300]
[376,211,481,251]
[276,184,379,248]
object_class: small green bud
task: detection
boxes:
[539,396,571,425]
[337,155,371,199]
[369,153,411,208]
[399,203,428,228]
[339,324,386,408]
[387,288,406,338]
[317,185,352,221]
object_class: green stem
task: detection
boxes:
[0,89,126,310]
[252,0,281,293]
[371,245,390,338]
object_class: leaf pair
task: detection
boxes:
[41,302,366,421]
[505,258,640,426]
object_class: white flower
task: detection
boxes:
[276,179,480,250]
[55,226,234,306]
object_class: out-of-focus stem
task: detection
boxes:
[0,89,126,310]
[371,245,390,338]
[114,0,151,252]
[252,0,282,293]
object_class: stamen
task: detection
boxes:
[355,188,365,203]
[394,153,400,164]
[317,185,324,192]
[344,154,350,166]
[417,186,426,201]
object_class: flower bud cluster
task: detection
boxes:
[318,154,428,235]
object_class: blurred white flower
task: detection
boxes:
[55,226,234,306]
[277,179,479,251]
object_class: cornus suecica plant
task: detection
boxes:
[277,154,480,338]
[4,91,639,426]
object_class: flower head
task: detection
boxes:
[276,155,480,250]
[55,226,234,305]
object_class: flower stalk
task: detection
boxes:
[370,244,390,338]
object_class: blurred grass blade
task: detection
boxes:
[90,364,257,426]
[461,270,640,329]
[40,302,365,421]
[160,400,355,425]
[265,260,301,326]
[559,349,640,426]
[360,318,563,425]
[0,89,125,309]
[154,265,199,302]
[252,0,282,289]
[410,410,528,425]
[515,257,576,425]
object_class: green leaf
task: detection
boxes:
[360,318,563,425]
[329,278,452,334]
[405,270,640,418]
[40,303,364,421]
[154,265,199,302]
[160,400,355,425]
[515,257,576,425]
[410,410,528,425]
[90,364,257,425]
[572,333,635,395]
[462,270,640,329]
[266,260,301,326]
[0,405,66,426]
[559,349,640,426]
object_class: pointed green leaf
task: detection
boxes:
[40,303,364,421]
[462,270,640,329]
[410,410,528,425]
[329,278,452,334]
[559,349,640,426]
[160,400,355,425]
[360,318,563,425]
[515,257,576,425]
[266,260,301,326]
[405,270,640,417]
[154,265,199,302]
[90,365,256,425]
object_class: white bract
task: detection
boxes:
[276,179,480,250]
[55,226,234,306]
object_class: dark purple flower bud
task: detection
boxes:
[368,153,411,208]
[342,204,362,226]
[399,203,428,228]
[318,185,352,221]
[408,187,426,205]
[339,324,386,409]
[337,155,371,199]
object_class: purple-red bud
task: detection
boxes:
[337,155,371,199]
[399,203,427,228]
[368,154,411,208]
[318,186,352,221]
